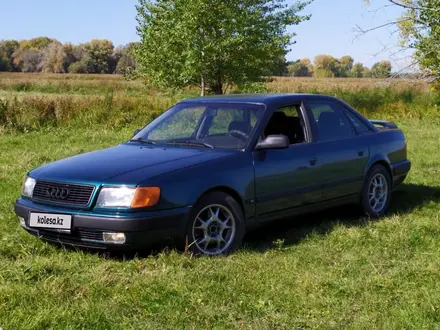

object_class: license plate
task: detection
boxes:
[29,213,72,230]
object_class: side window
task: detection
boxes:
[344,111,372,134]
[308,101,355,141]
[263,105,306,145]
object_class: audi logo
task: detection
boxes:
[45,186,70,200]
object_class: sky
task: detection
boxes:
[0,0,413,70]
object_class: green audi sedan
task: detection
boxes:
[15,94,410,255]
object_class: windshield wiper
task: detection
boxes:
[129,138,156,145]
[166,141,214,149]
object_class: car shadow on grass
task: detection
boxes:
[60,183,440,259]
[243,183,440,252]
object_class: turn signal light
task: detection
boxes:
[131,187,161,208]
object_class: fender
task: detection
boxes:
[363,152,393,179]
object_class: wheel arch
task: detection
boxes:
[195,186,246,219]
[373,160,393,177]
[365,158,393,187]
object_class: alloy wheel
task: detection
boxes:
[191,204,236,255]
[368,173,389,213]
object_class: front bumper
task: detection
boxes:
[14,198,191,250]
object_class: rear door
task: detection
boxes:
[304,99,370,200]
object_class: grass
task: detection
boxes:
[0,73,429,95]
[1,73,440,328]
[1,73,439,134]
[1,121,440,329]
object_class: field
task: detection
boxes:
[1,73,440,329]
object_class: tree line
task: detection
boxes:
[0,36,393,81]
[0,37,136,74]
[286,56,392,78]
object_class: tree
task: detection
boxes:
[371,60,392,78]
[109,46,125,74]
[313,55,339,77]
[115,43,137,75]
[134,0,312,95]
[39,42,67,73]
[116,54,136,75]
[363,66,372,78]
[398,0,440,76]
[63,43,76,70]
[363,1,440,78]
[12,37,52,71]
[271,54,290,76]
[83,39,114,73]
[0,56,7,71]
[0,40,19,71]
[338,55,354,77]
[288,58,313,76]
[21,50,43,72]
[72,44,86,62]
[351,62,366,78]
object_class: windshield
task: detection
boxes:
[132,102,265,150]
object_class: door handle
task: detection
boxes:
[308,157,317,166]
[357,149,365,157]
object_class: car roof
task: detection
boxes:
[180,93,341,105]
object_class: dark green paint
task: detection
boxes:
[16,94,410,245]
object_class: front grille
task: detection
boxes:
[36,229,104,243]
[33,180,95,207]
[77,230,103,241]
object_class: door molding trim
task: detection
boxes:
[257,193,360,223]
[256,175,363,204]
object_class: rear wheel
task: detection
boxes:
[361,165,392,218]
[187,192,245,256]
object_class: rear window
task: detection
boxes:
[344,111,372,134]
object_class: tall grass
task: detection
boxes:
[0,73,438,134]
[0,93,188,133]
[268,76,428,93]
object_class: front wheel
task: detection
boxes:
[186,192,245,256]
[361,165,392,218]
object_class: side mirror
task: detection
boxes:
[256,135,289,150]
[133,129,141,137]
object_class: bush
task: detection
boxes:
[68,61,88,74]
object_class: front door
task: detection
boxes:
[253,105,323,222]
[254,143,324,221]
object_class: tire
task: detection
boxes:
[361,164,392,218]
[186,191,245,256]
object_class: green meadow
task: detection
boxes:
[1,73,440,329]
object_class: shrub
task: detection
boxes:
[68,61,88,74]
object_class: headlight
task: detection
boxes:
[22,176,36,198]
[96,187,160,208]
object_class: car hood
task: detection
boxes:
[30,143,235,185]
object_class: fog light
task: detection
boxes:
[103,232,126,244]
[18,216,25,227]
